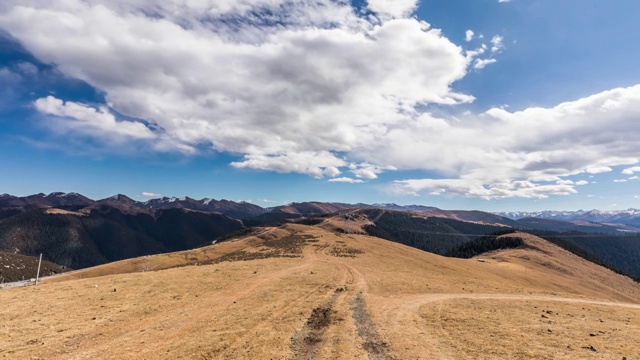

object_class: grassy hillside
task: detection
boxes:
[2,224,638,359]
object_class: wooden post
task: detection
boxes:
[35,253,43,285]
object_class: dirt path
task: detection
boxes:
[387,293,640,310]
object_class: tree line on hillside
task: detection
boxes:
[360,210,508,255]
[444,235,524,259]
[0,208,243,269]
[529,230,640,282]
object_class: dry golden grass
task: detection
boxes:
[1,225,638,359]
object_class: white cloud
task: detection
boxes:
[141,192,161,198]
[630,176,639,180]
[613,179,628,183]
[491,35,504,53]
[322,166,342,177]
[35,96,157,141]
[465,30,474,42]
[367,0,418,18]
[575,180,589,186]
[380,85,640,199]
[394,178,577,200]
[622,166,640,175]
[586,166,613,174]
[2,1,640,200]
[556,180,574,185]
[328,177,364,183]
[498,0,511,3]
[0,0,471,177]
[349,163,392,180]
[473,58,497,70]
[231,151,346,178]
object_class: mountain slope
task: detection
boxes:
[2,224,638,359]
[0,252,69,283]
[0,207,244,269]
[360,209,509,254]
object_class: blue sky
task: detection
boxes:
[0,0,639,211]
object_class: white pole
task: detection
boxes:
[35,253,42,285]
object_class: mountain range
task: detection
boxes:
[496,208,640,227]
[1,191,639,279]
[4,192,640,226]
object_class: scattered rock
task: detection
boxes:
[582,345,598,352]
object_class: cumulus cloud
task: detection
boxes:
[491,35,504,53]
[0,0,471,176]
[586,166,613,174]
[556,180,574,185]
[35,96,157,141]
[613,179,627,183]
[367,0,418,18]
[465,30,474,42]
[393,178,577,200]
[328,177,364,183]
[622,166,640,175]
[382,85,640,198]
[1,1,640,200]
[231,151,346,178]
[575,180,589,186]
[473,58,496,70]
[141,192,161,198]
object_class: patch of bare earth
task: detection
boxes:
[351,293,393,360]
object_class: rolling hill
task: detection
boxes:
[1,223,638,359]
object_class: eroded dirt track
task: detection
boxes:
[1,225,639,359]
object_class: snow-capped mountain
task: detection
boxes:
[141,196,265,218]
[0,192,94,208]
[495,209,640,226]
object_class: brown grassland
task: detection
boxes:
[1,223,639,359]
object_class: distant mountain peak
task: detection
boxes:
[495,208,640,227]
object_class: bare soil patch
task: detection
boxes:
[351,293,393,360]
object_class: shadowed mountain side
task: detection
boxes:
[0,252,69,283]
[0,207,243,269]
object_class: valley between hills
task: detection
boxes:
[1,217,639,359]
